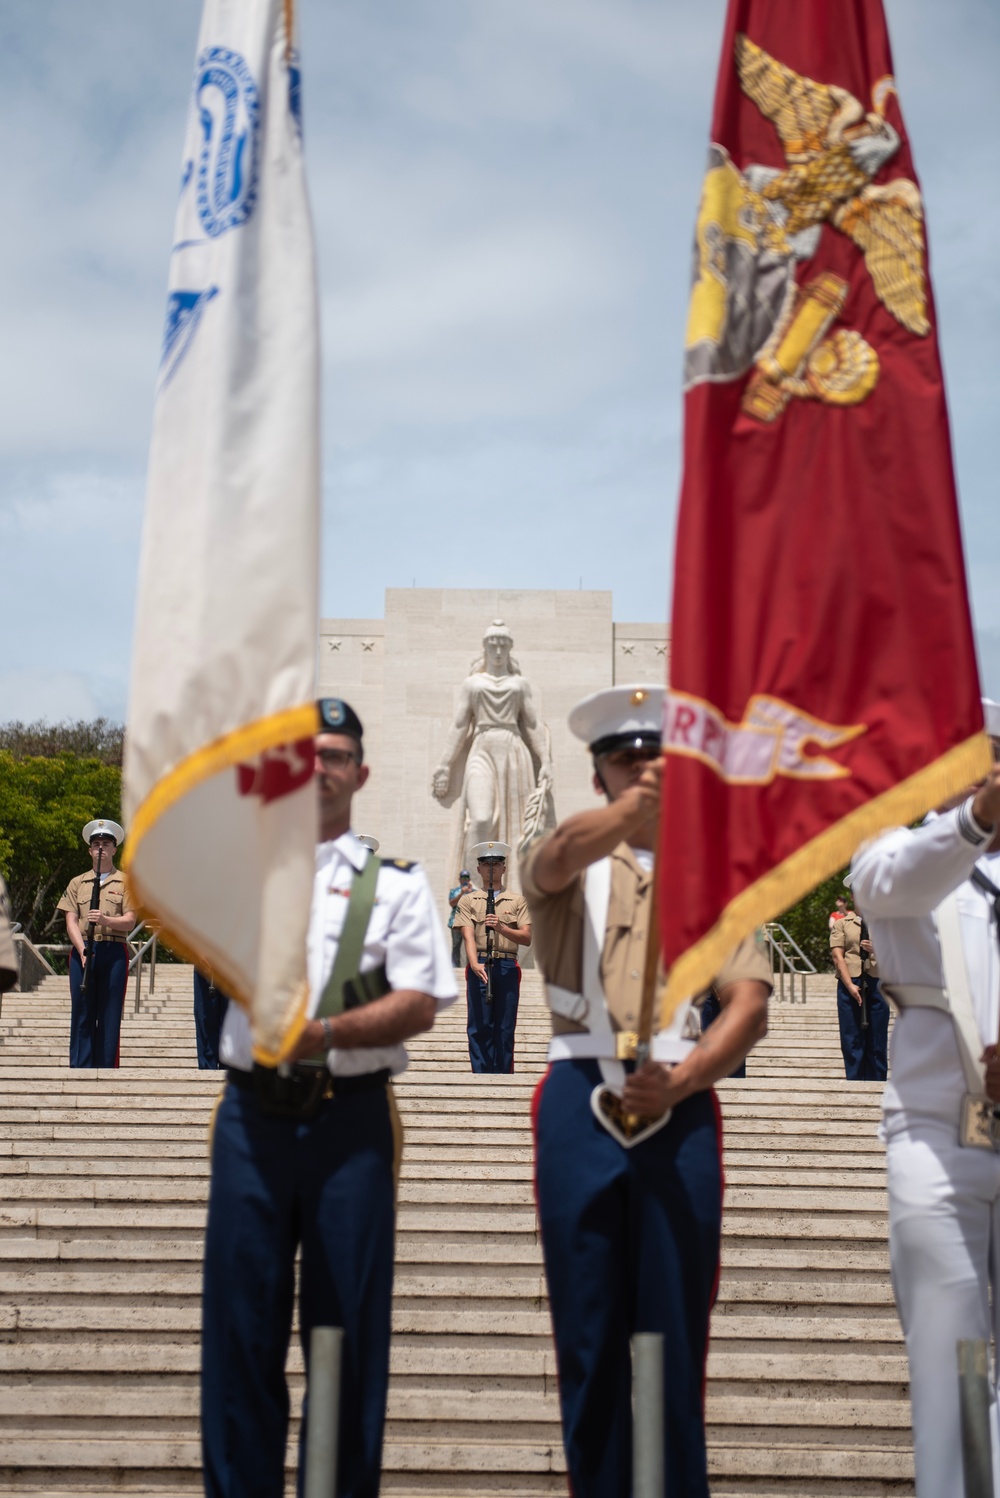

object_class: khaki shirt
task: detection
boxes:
[57,868,133,941]
[829,911,878,979]
[521,834,772,1034]
[454,889,531,956]
[0,874,17,993]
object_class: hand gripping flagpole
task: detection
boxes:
[591,759,670,1148]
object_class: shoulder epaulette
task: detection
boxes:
[384,858,416,872]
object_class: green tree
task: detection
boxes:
[0,719,124,766]
[0,753,123,938]
[772,866,850,972]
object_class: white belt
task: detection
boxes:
[547,1032,696,1064]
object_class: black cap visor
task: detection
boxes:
[590,729,662,759]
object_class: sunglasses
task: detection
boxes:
[315,748,361,770]
[600,747,661,769]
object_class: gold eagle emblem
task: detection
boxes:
[736,35,928,337]
[684,36,929,422]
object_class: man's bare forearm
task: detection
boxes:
[831,951,855,991]
[670,982,769,1100]
[65,913,85,960]
[327,988,437,1048]
[532,798,648,894]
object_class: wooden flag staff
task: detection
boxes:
[591,774,673,1148]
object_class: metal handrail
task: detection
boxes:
[129,927,159,1014]
[765,922,817,974]
[762,922,817,1004]
[26,924,158,1010]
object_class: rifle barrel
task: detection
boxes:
[485,873,496,1008]
[81,861,102,996]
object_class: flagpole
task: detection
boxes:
[623,778,663,1131]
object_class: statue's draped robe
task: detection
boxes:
[452,674,537,890]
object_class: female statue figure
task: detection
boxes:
[432,621,554,879]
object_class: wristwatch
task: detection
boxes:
[320,1017,334,1050]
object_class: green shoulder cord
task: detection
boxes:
[300,854,382,1068]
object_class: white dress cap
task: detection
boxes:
[357,835,380,853]
[982,699,1000,739]
[82,818,125,847]
[470,841,512,861]
[568,684,665,754]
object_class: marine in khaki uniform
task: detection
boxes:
[57,820,134,1068]
[454,843,531,1072]
[830,905,888,1080]
[523,685,771,1498]
[0,874,18,995]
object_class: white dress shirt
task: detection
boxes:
[220,832,457,1076]
[850,800,1000,1125]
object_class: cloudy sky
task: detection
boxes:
[1,0,998,722]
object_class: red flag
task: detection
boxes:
[660,0,989,1013]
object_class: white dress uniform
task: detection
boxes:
[851,797,1000,1498]
[220,830,458,1073]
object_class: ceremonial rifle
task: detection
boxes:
[484,863,496,1011]
[857,915,871,1035]
[81,850,103,998]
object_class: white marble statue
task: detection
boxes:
[432,621,555,880]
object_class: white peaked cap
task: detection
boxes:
[568,684,665,753]
[470,841,511,860]
[983,699,1000,739]
[357,835,380,853]
[82,818,125,846]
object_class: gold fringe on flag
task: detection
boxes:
[661,731,993,1022]
[123,701,318,1046]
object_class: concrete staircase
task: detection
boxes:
[0,965,911,1495]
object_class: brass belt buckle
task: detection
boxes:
[615,1031,638,1061]
[960,1095,1000,1151]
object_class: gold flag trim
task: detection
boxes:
[661,731,993,1022]
[123,701,319,1060]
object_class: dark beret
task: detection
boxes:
[317,698,364,742]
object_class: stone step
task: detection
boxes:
[0,966,910,1494]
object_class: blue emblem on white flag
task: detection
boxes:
[195,47,260,237]
[160,286,219,388]
[287,49,303,137]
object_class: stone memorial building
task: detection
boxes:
[318,588,669,917]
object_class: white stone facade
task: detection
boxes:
[318,589,668,926]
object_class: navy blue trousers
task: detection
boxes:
[68,943,126,1068]
[466,956,520,1072]
[700,990,746,1078]
[534,1060,723,1498]
[193,970,230,1070]
[201,1080,399,1498]
[837,977,889,1081]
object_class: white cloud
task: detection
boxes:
[0,469,142,539]
[0,0,997,717]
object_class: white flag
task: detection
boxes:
[124,0,319,1062]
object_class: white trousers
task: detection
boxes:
[886,1115,1000,1497]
